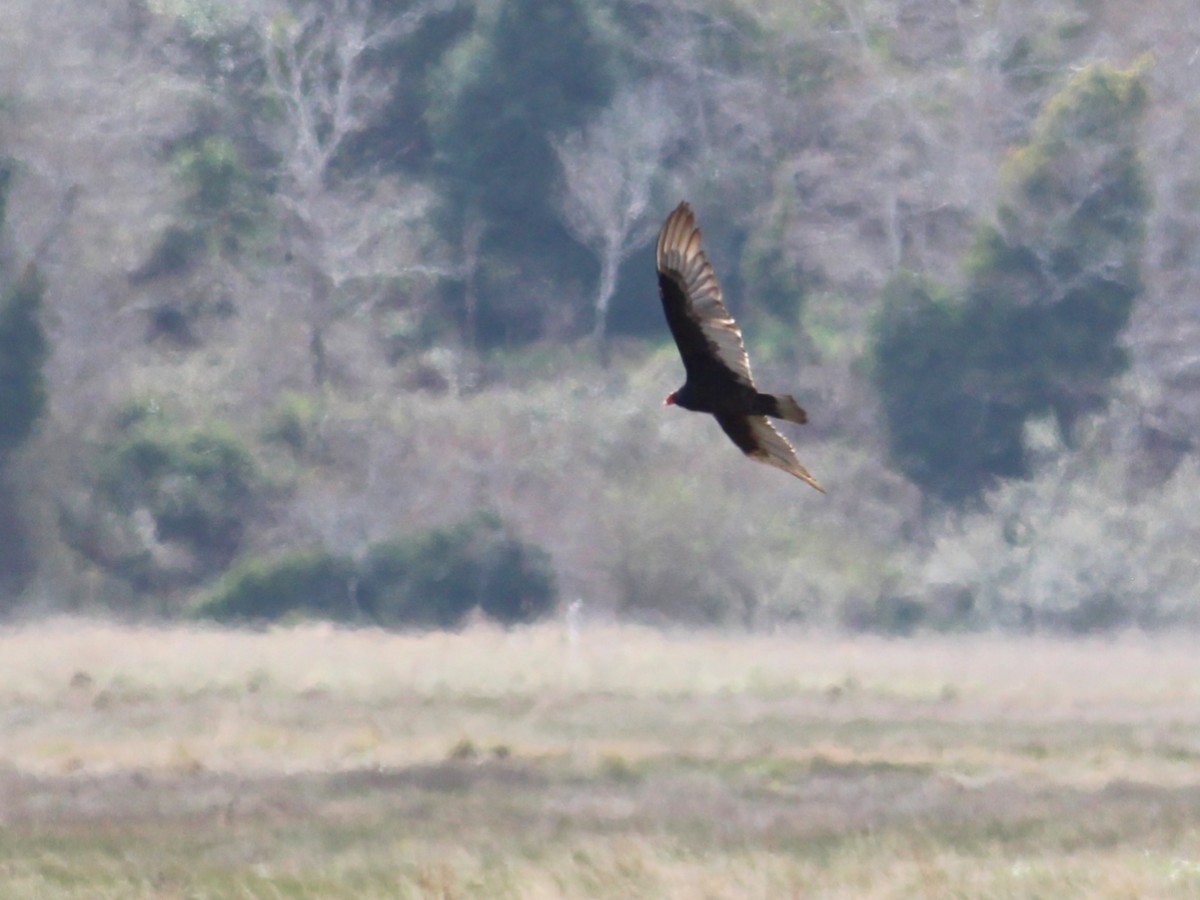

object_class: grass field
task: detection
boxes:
[1,620,1199,898]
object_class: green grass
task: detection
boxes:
[1,622,1199,897]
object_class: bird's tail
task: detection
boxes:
[758,393,808,425]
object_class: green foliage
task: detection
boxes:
[432,0,614,344]
[998,11,1093,99]
[741,233,808,326]
[90,413,262,586]
[132,136,267,287]
[0,267,48,462]
[197,511,556,630]
[872,272,1026,503]
[357,511,557,628]
[475,529,557,624]
[0,157,46,597]
[172,135,266,257]
[263,391,322,457]
[195,549,357,623]
[983,65,1147,432]
[1028,60,1147,151]
[0,156,12,234]
[134,225,206,282]
[871,63,1149,504]
[838,583,977,635]
[436,0,613,223]
[0,477,34,603]
[334,3,475,175]
[738,203,813,362]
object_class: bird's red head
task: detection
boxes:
[664,391,678,407]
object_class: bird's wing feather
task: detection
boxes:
[714,413,825,492]
[656,202,755,387]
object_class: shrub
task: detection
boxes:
[130,136,267,285]
[0,165,48,597]
[921,421,1200,633]
[128,225,206,283]
[195,549,356,623]
[100,423,259,563]
[171,135,266,258]
[476,532,556,624]
[0,266,47,462]
[263,391,322,457]
[0,476,34,603]
[357,511,557,628]
[604,474,768,626]
[61,409,264,596]
[0,156,11,228]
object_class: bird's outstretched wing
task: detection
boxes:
[715,413,826,492]
[656,202,755,388]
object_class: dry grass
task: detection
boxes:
[1,620,1200,897]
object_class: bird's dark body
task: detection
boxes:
[669,371,783,419]
[658,269,807,420]
[666,363,753,415]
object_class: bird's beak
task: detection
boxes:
[663,393,676,407]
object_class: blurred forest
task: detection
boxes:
[1,0,1198,632]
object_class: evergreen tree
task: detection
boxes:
[977,62,1148,433]
[0,268,47,462]
[437,0,614,224]
[433,0,615,344]
[0,158,11,235]
[873,272,1027,503]
[0,161,48,466]
[872,63,1149,504]
[0,157,49,597]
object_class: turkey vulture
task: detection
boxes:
[656,202,824,492]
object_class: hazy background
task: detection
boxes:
[1,0,1198,632]
[3,3,1200,895]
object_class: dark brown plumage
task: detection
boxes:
[656,201,824,492]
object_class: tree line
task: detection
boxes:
[0,0,1193,631]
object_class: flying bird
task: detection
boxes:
[656,202,824,492]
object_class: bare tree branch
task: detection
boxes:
[554,84,680,342]
[250,0,460,384]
